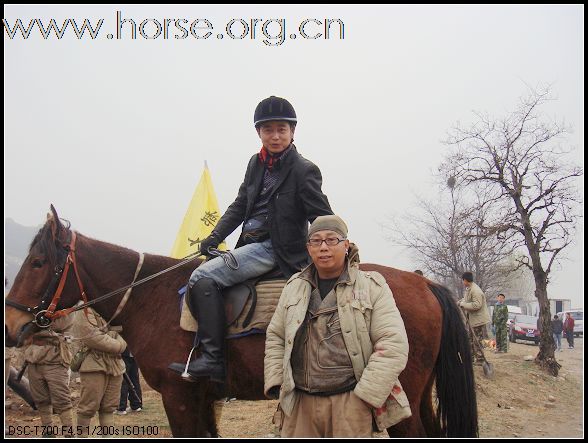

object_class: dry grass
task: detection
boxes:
[5,339,583,438]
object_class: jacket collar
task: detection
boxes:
[258,144,297,170]
[298,259,357,289]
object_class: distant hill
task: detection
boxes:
[5,218,42,289]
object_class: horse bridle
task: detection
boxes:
[5,231,89,328]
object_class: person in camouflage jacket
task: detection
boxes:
[492,294,509,353]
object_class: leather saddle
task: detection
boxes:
[220,267,284,329]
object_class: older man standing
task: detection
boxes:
[459,272,491,365]
[264,215,411,437]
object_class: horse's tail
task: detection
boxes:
[428,283,478,437]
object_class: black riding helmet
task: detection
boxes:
[254,96,297,128]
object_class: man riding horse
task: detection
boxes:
[169,96,333,382]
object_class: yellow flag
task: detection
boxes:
[170,162,225,258]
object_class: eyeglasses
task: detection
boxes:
[307,237,346,247]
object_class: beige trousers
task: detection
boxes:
[77,372,123,418]
[28,363,73,413]
[281,390,373,438]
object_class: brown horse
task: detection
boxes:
[5,207,478,437]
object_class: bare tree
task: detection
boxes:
[383,182,516,299]
[498,255,536,307]
[439,86,583,375]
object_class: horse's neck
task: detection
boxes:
[75,234,195,361]
[75,235,174,319]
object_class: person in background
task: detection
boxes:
[563,312,575,349]
[73,308,127,437]
[551,314,564,352]
[115,348,143,415]
[492,294,509,353]
[458,272,491,365]
[22,316,74,437]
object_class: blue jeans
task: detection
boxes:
[189,239,276,289]
[553,333,562,350]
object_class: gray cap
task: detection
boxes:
[308,215,348,238]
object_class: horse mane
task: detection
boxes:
[29,219,71,267]
[29,218,202,273]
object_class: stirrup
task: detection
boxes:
[181,346,198,380]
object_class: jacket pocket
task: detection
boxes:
[317,330,353,369]
[285,295,302,308]
[285,297,303,326]
[326,316,341,331]
[274,189,297,213]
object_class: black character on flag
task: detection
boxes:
[200,211,219,227]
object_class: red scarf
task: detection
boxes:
[258,145,290,170]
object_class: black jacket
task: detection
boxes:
[551,319,563,335]
[213,145,333,277]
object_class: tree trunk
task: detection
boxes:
[533,272,561,376]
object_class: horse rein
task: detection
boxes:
[210,246,239,270]
[5,231,238,329]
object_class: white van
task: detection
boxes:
[506,305,522,326]
[557,309,583,337]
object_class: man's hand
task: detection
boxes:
[200,232,221,256]
[267,386,280,399]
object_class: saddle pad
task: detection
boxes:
[180,279,287,336]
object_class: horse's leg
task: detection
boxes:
[387,367,431,437]
[160,383,216,437]
[419,373,440,437]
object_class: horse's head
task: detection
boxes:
[5,205,81,347]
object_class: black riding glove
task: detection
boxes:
[200,232,221,256]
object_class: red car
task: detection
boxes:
[509,314,540,344]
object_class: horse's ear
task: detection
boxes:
[47,204,63,240]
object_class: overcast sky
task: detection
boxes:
[4,5,584,307]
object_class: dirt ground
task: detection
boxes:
[4,338,583,438]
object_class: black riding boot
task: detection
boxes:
[168,278,226,383]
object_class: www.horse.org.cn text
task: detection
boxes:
[3,11,345,46]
